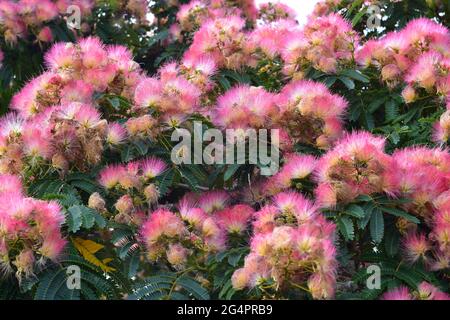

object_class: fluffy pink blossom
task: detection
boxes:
[275,80,348,149]
[233,192,337,299]
[212,85,278,129]
[282,13,359,76]
[216,204,254,234]
[197,190,230,214]
[314,132,394,207]
[258,2,297,23]
[0,175,66,277]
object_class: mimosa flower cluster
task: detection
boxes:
[357,18,450,93]
[232,192,337,300]
[356,18,450,142]
[314,132,394,208]
[96,157,168,225]
[171,0,358,77]
[262,154,317,196]
[0,174,66,279]
[140,191,255,267]
[0,0,94,45]
[281,13,359,77]
[0,0,151,46]
[0,37,141,176]
[258,2,296,23]
[134,60,211,125]
[172,0,257,37]
[210,80,347,150]
[382,282,449,300]
[1,0,449,300]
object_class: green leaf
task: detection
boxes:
[35,268,79,300]
[224,164,241,182]
[380,207,420,224]
[385,100,399,122]
[346,204,366,219]
[341,70,370,83]
[338,216,355,241]
[370,209,384,243]
[176,276,210,300]
[385,228,400,257]
[128,252,140,279]
[339,76,355,90]
[352,8,367,26]
[323,76,337,87]
[359,203,374,229]
[67,206,83,233]
[157,169,174,197]
[67,205,105,232]
[368,97,387,113]
[363,112,375,130]
[134,140,149,156]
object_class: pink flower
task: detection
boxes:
[98,164,127,190]
[403,233,431,263]
[212,85,278,129]
[258,2,297,23]
[282,13,359,75]
[417,282,450,300]
[141,157,168,180]
[216,204,254,234]
[140,209,186,246]
[197,190,230,214]
[275,80,347,149]
[0,174,23,194]
[106,122,128,146]
[382,286,413,300]
[315,131,394,207]
[37,26,53,42]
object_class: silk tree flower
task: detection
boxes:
[314,132,394,208]
[176,0,211,32]
[0,102,108,175]
[140,204,228,267]
[0,174,66,278]
[98,157,167,191]
[208,0,257,22]
[106,122,128,146]
[281,13,359,77]
[389,147,450,219]
[258,2,297,23]
[0,0,150,49]
[124,115,159,139]
[42,36,142,99]
[356,18,450,91]
[134,70,202,123]
[263,154,317,196]
[216,204,254,235]
[403,233,431,264]
[141,157,168,180]
[381,286,413,300]
[246,19,299,60]
[429,191,450,270]
[311,0,343,19]
[197,190,230,214]
[183,15,252,70]
[212,85,278,129]
[405,51,450,96]
[434,108,450,144]
[233,192,337,299]
[382,282,450,300]
[275,80,348,149]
